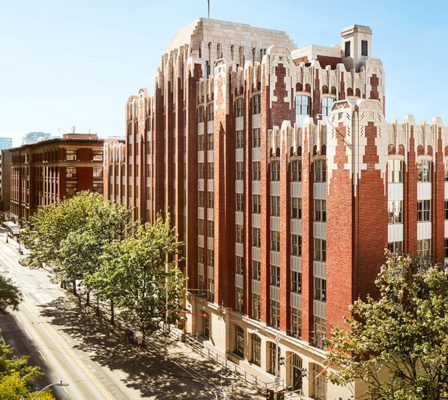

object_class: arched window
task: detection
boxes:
[251,334,261,366]
[289,353,303,391]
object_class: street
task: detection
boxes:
[0,233,263,399]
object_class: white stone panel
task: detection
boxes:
[313,222,326,239]
[146,177,150,187]
[207,208,214,220]
[291,219,301,234]
[445,220,448,237]
[290,256,302,272]
[235,243,244,256]
[417,182,432,200]
[235,274,244,289]
[235,117,244,131]
[252,147,261,161]
[290,293,302,309]
[198,235,204,247]
[198,207,204,219]
[417,222,432,240]
[198,122,204,135]
[252,114,261,129]
[198,179,204,191]
[207,180,214,192]
[235,180,244,193]
[252,247,261,261]
[270,286,280,301]
[235,211,244,225]
[198,263,204,275]
[252,213,261,228]
[207,120,214,134]
[207,150,214,162]
[270,217,280,231]
[270,182,280,195]
[252,181,261,194]
[270,251,280,266]
[313,300,326,319]
[207,266,214,278]
[388,224,403,242]
[252,279,261,295]
[445,182,448,199]
[235,149,244,162]
[291,182,302,197]
[313,261,326,279]
[388,183,403,201]
[313,183,326,199]
[198,151,204,163]
[146,155,150,164]
[208,237,214,249]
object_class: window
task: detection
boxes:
[311,363,327,399]
[66,182,76,196]
[207,163,214,179]
[66,167,76,178]
[445,239,448,258]
[291,270,302,294]
[207,133,214,150]
[198,163,205,179]
[233,326,244,357]
[236,193,244,212]
[291,234,302,257]
[361,40,368,57]
[236,162,244,180]
[291,198,302,219]
[322,97,334,117]
[270,231,280,252]
[207,249,214,267]
[314,239,326,262]
[93,150,103,161]
[236,225,244,243]
[207,191,214,208]
[270,161,280,181]
[198,219,204,235]
[291,160,302,182]
[445,201,448,219]
[388,200,403,224]
[251,334,261,366]
[313,317,326,350]
[202,312,209,338]
[198,191,205,207]
[268,341,281,374]
[445,164,448,182]
[198,106,205,123]
[314,278,326,302]
[235,288,244,314]
[92,182,102,194]
[207,220,214,238]
[198,274,204,297]
[417,239,431,258]
[236,256,244,275]
[252,228,261,247]
[270,265,280,287]
[388,159,403,183]
[252,161,261,180]
[252,128,261,148]
[417,200,431,222]
[207,104,214,121]
[417,160,432,182]
[296,96,310,116]
[66,150,77,161]
[236,98,244,117]
[291,308,302,339]
[314,159,326,182]
[270,300,280,330]
[252,195,261,214]
[314,199,326,222]
[252,261,261,280]
[236,130,244,148]
[198,247,204,263]
[252,95,261,115]
[198,135,205,151]
[388,241,403,253]
[252,293,261,321]
[345,41,351,57]
[270,196,280,216]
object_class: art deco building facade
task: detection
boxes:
[104,19,448,398]
[10,133,104,222]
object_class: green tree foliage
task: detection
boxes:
[0,276,22,313]
[92,216,185,340]
[326,252,448,400]
[22,192,131,300]
[0,337,54,399]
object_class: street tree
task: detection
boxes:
[93,216,185,340]
[0,336,54,399]
[0,275,22,313]
[326,252,448,400]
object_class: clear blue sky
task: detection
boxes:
[1,0,447,147]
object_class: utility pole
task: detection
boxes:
[207,0,210,18]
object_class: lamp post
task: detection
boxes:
[29,380,69,400]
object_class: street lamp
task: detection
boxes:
[29,380,69,400]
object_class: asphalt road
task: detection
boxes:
[0,233,263,400]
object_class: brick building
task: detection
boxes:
[104,19,447,398]
[10,133,104,223]
[0,150,11,214]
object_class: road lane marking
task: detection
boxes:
[24,299,114,400]
[38,350,47,362]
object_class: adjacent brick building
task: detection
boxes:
[104,19,446,398]
[0,150,11,214]
[10,133,104,223]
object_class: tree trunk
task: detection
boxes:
[110,300,114,325]
[72,280,77,296]
[86,290,90,307]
